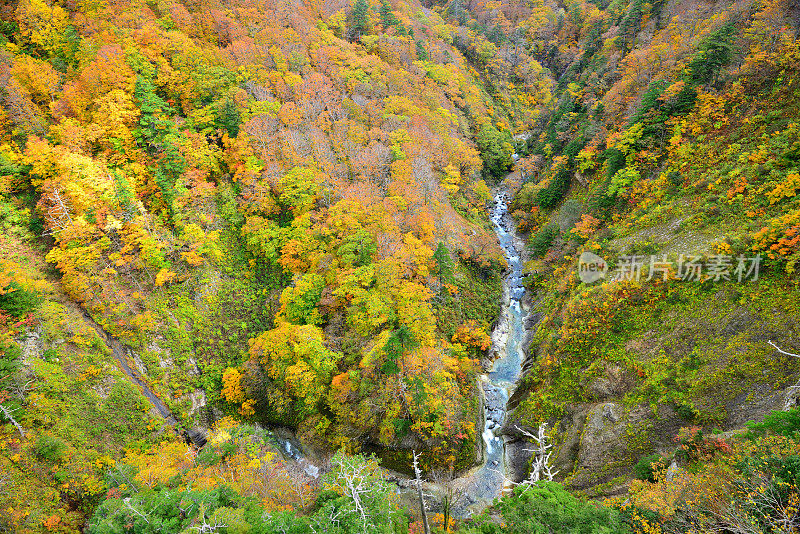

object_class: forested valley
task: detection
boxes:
[1,0,800,531]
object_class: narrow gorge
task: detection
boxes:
[456,188,530,513]
[3,0,800,531]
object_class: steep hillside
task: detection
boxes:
[480,0,800,499]
[0,0,542,463]
[0,0,533,527]
[2,0,800,531]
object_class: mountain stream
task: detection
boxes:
[454,189,528,514]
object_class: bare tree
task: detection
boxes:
[281,461,316,510]
[327,452,380,532]
[189,509,228,534]
[243,115,279,155]
[43,188,74,235]
[8,377,34,400]
[660,467,800,534]
[242,80,274,102]
[768,341,800,409]
[412,156,437,204]
[123,498,150,524]
[717,471,800,534]
[0,404,25,437]
[768,340,800,358]
[412,451,431,534]
[516,423,559,485]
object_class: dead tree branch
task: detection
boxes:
[516,423,559,485]
[0,404,25,437]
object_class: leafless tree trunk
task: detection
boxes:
[45,188,74,235]
[768,340,800,359]
[412,451,431,534]
[0,404,25,437]
[516,423,559,484]
[123,498,150,524]
[768,341,800,409]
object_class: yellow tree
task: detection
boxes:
[15,0,71,58]
[249,322,342,418]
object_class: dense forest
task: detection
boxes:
[1,0,800,531]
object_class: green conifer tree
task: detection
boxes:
[349,0,370,41]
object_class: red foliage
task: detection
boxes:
[674,426,731,462]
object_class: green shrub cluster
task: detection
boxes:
[530,224,559,257]
[465,482,630,534]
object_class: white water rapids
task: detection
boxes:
[454,190,528,514]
